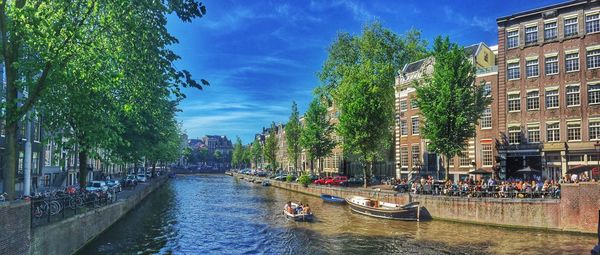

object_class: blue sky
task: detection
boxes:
[167,0,562,144]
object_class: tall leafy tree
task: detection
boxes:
[0,0,207,198]
[321,23,427,187]
[251,139,262,169]
[414,37,491,180]
[300,97,335,175]
[285,101,302,173]
[242,145,251,168]
[263,123,278,171]
[232,136,243,169]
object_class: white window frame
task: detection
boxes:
[526,59,539,78]
[565,52,580,72]
[589,120,600,141]
[586,13,600,34]
[564,17,578,37]
[508,126,521,144]
[400,100,408,112]
[481,144,493,167]
[508,93,521,112]
[507,62,520,80]
[480,107,492,129]
[589,83,600,105]
[567,122,582,141]
[545,89,559,109]
[526,90,540,111]
[400,120,408,136]
[587,49,600,69]
[545,56,559,75]
[544,21,558,40]
[507,30,519,49]
[411,116,420,135]
[566,85,580,107]
[527,124,540,143]
[525,26,538,45]
[546,122,560,142]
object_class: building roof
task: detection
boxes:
[403,58,427,73]
[497,0,590,23]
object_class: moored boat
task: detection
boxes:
[320,194,346,204]
[283,202,313,222]
[345,195,420,221]
[262,180,271,186]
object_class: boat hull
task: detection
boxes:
[283,210,313,222]
[346,197,420,221]
[320,194,346,204]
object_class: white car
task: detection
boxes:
[136,174,148,182]
[86,181,109,192]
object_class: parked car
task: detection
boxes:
[124,175,138,187]
[325,176,349,186]
[313,177,333,185]
[86,181,109,192]
[256,171,267,177]
[347,177,364,185]
[136,174,148,183]
[106,179,122,192]
[273,175,287,181]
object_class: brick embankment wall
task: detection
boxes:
[0,201,31,255]
[234,173,599,234]
[29,176,168,255]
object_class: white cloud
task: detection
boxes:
[443,5,494,32]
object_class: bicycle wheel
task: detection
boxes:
[49,201,61,215]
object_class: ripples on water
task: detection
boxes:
[79,175,596,255]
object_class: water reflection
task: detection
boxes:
[79,175,596,255]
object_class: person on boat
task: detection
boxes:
[296,203,304,214]
[285,201,294,214]
[303,204,311,214]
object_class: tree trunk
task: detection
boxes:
[362,160,370,188]
[445,154,450,181]
[152,162,156,177]
[310,159,314,175]
[3,121,17,199]
[78,151,88,188]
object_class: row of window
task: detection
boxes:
[401,143,494,169]
[507,82,600,112]
[507,48,600,80]
[399,117,420,136]
[507,12,600,49]
[399,98,419,112]
[508,120,600,144]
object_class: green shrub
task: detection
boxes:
[297,174,311,186]
[286,174,294,182]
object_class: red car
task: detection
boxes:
[325,176,349,186]
[313,177,333,185]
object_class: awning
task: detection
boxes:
[469,168,492,175]
[566,165,596,175]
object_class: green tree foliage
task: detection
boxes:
[251,140,262,169]
[300,97,335,175]
[285,101,302,172]
[263,123,278,171]
[319,23,427,187]
[232,136,243,169]
[0,0,208,195]
[414,37,491,180]
[241,145,251,168]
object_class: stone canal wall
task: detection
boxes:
[0,201,31,255]
[29,177,168,255]
[236,174,599,234]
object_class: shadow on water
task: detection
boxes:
[78,175,596,255]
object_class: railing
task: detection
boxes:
[476,65,498,75]
[31,189,117,228]
[400,183,560,199]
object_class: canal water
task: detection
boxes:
[79,175,596,255]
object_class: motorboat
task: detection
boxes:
[320,194,346,204]
[283,202,313,222]
[345,195,420,221]
[262,180,271,186]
